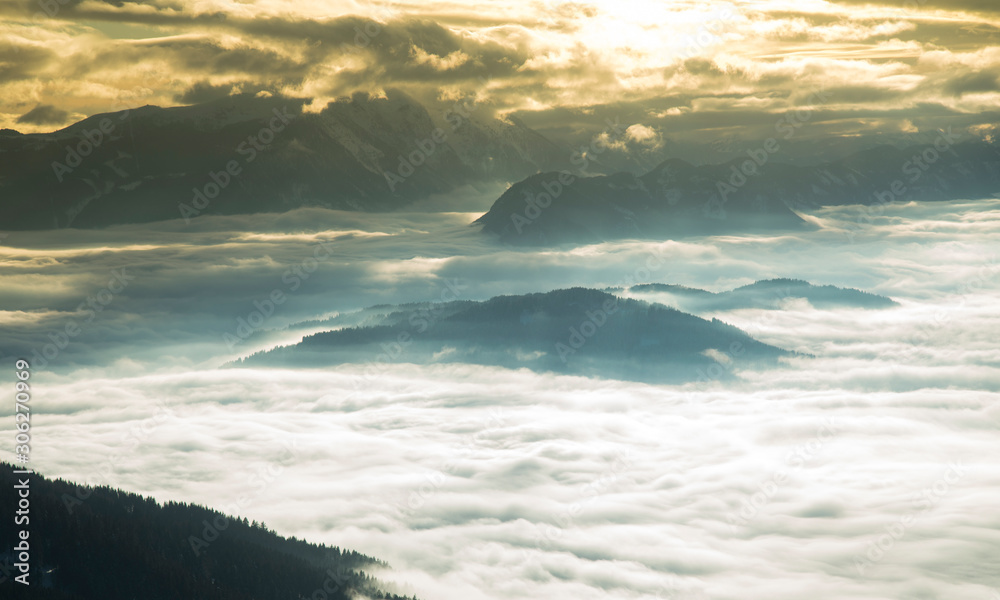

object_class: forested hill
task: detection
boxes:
[235,288,792,384]
[0,463,412,600]
[629,278,899,311]
[0,91,566,230]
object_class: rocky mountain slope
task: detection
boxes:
[0,90,566,229]
[476,141,1000,245]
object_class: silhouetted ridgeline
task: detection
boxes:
[4,90,996,235]
[0,464,412,600]
[0,90,564,230]
[234,288,792,383]
[476,141,1000,245]
[630,278,899,311]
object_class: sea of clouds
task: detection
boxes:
[1,198,999,599]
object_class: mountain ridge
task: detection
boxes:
[629,279,899,311]
[0,90,568,230]
[233,287,794,384]
[0,463,410,600]
[476,140,1000,245]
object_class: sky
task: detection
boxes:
[3,0,999,150]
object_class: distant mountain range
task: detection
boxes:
[625,278,898,312]
[3,92,996,237]
[0,90,566,229]
[476,141,1000,245]
[233,288,793,384]
[0,463,407,600]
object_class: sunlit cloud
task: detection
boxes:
[1,0,997,154]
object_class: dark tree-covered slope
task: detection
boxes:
[631,278,899,311]
[235,288,792,383]
[0,464,411,600]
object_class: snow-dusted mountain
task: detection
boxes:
[0,90,567,229]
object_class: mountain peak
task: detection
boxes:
[236,288,789,384]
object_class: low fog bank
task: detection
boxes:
[1,199,998,599]
[0,199,997,380]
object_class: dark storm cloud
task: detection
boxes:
[45,0,183,9]
[174,80,238,104]
[681,57,735,77]
[0,42,55,83]
[513,93,974,152]
[24,6,534,98]
[116,37,307,79]
[5,0,997,147]
[0,0,212,21]
[221,16,533,90]
[895,20,1000,51]
[812,85,904,104]
[16,103,69,124]
[16,0,531,85]
[943,69,1000,96]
